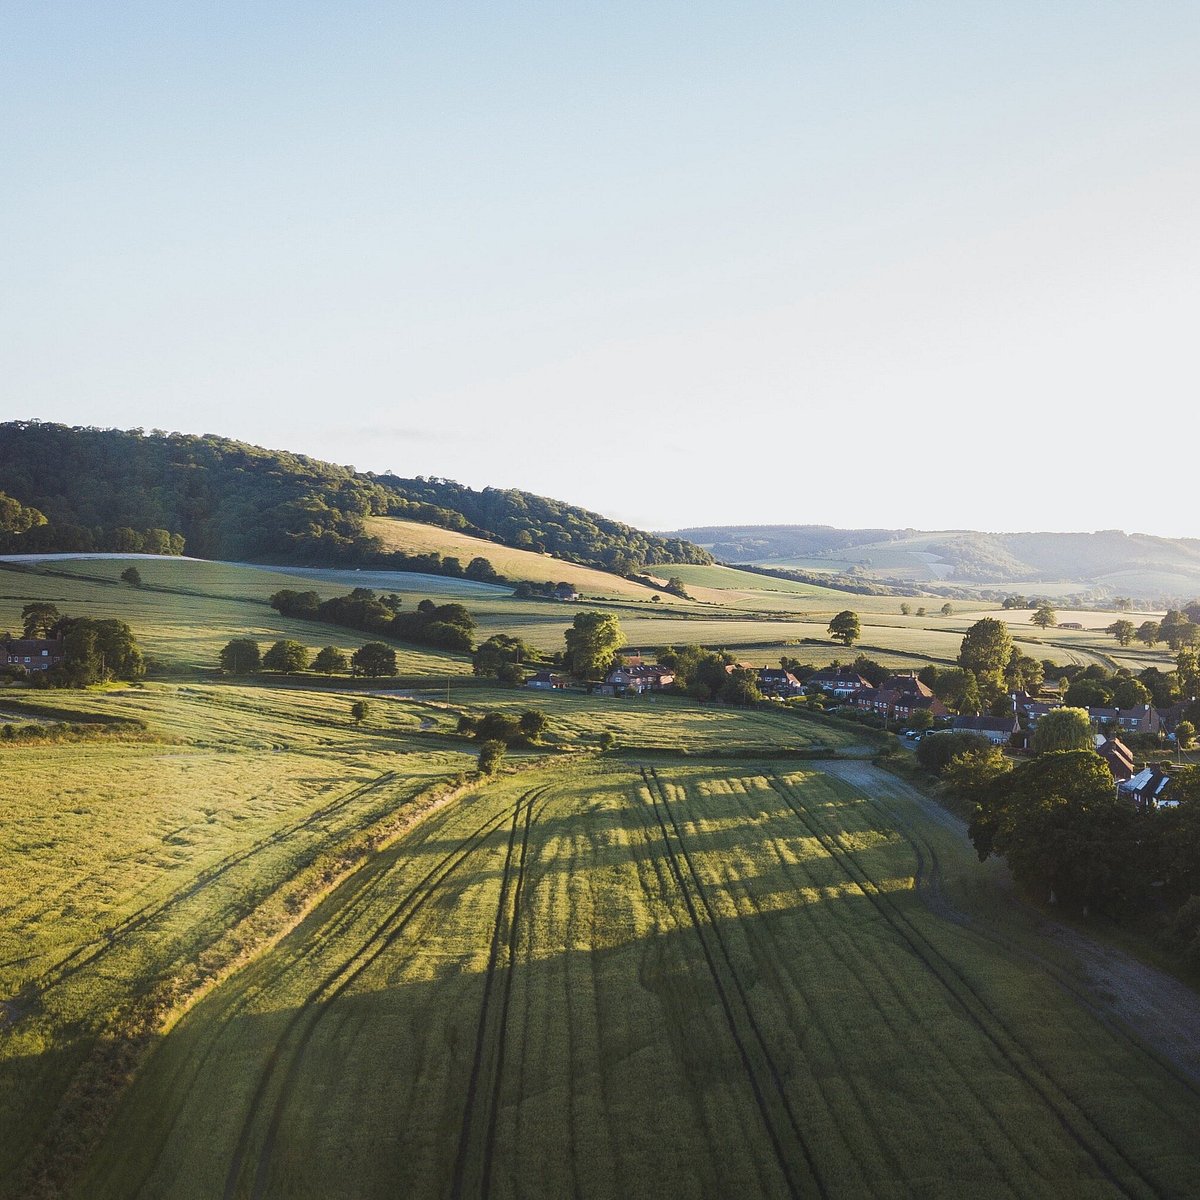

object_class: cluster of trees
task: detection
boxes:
[0,422,710,571]
[457,708,549,746]
[3,604,144,687]
[1107,605,1200,650]
[218,638,398,678]
[375,474,711,572]
[656,646,762,705]
[917,729,1200,963]
[269,588,476,652]
[472,634,539,685]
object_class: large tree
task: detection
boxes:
[219,638,261,675]
[351,642,397,677]
[21,602,60,638]
[1137,620,1161,648]
[968,750,1137,910]
[263,639,309,674]
[828,610,860,647]
[1107,620,1136,647]
[1031,708,1093,755]
[1030,604,1057,629]
[958,618,1014,694]
[563,611,624,680]
[312,646,349,674]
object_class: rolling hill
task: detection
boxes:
[666,524,1200,602]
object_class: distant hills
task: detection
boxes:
[664,525,1200,604]
[0,422,710,573]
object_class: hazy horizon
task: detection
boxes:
[4,4,1197,536]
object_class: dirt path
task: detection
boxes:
[818,759,1200,1091]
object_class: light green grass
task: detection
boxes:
[71,759,1200,1199]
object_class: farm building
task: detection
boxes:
[553,583,579,601]
[951,714,1021,744]
[0,636,65,672]
[598,663,675,696]
[1085,705,1161,737]
[1059,621,1084,629]
[1096,736,1136,782]
[524,670,567,690]
[757,668,804,698]
[805,667,871,697]
[1119,767,1175,810]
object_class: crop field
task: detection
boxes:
[0,678,488,1188]
[364,517,677,603]
[63,758,1200,1200]
[0,562,476,678]
[454,686,865,755]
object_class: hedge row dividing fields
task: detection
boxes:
[67,760,1200,1200]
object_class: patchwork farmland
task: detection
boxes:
[2,555,1198,1198]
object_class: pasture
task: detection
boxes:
[68,759,1200,1199]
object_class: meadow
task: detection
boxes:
[68,759,1200,1199]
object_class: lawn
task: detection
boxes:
[68,758,1200,1199]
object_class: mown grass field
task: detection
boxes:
[0,681,486,1188]
[364,516,676,602]
[68,759,1200,1200]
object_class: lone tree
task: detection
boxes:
[312,646,349,674]
[263,639,309,674]
[219,638,261,675]
[120,566,142,587]
[351,642,398,678]
[1030,604,1057,629]
[1031,707,1093,755]
[350,699,370,725]
[1107,620,1136,647]
[941,603,954,617]
[958,618,1014,695]
[21,602,60,638]
[477,739,506,775]
[563,611,624,680]
[828,610,860,647]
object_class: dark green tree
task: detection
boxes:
[958,619,1014,695]
[219,638,261,675]
[263,639,309,674]
[350,699,370,725]
[478,739,506,774]
[1107,620,1136,647]
[518,710,549,741]
[120,566,142,587]
[21,603,60,638]
[828,610,860,646]
[312,646,349,674]
[351,642,397,677]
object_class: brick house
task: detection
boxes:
[1,636,65,672]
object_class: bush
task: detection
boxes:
[916,730,993,774]
[478,739,506,775]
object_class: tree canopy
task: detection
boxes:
[828,610,860,646]
[563,611,624,680]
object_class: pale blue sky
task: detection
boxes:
[3,3,1197,534]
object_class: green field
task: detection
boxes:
[3,553,1197,1198]
[65,759,1200,1199]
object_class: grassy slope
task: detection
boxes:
[365,515,679,602]
[75,759,1200,1199]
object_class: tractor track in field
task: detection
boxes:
[641,767,826,1200]
[823,762,1200,1115]
[712,776,1022,1192]
[767,771,1160,1200]
[9,771,400,1013]
[220,787,544,1200]
[450,787,542,1200]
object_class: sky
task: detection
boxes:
[2,3,1198,536]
